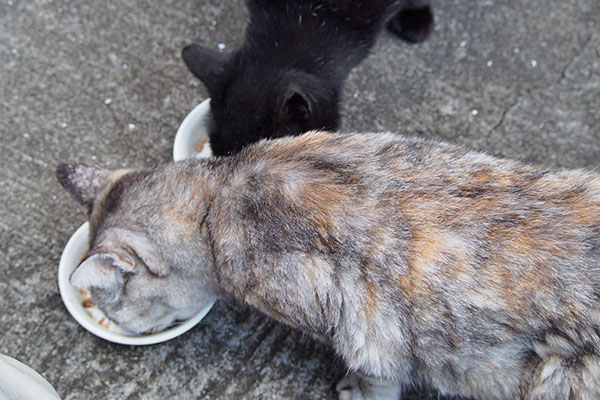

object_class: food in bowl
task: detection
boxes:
[78,289,128,334]
[195,137,208,154]
[173,98,213,161]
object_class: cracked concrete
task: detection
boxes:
[1,0,599,399]
[483,32,600,165]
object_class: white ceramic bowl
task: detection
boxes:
[173,98,213,161]
[58,224,215,345]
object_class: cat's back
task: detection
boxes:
[235,130,600,305]
[244,0,397,68]
[215,131,600,399]
[236,129,600,207]
[247,0,397,28]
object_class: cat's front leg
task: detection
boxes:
[336,372,402,400]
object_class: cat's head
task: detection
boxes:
[57,163,216,334]
[181,45,339,156]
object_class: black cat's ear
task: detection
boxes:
[56,163,111,208]
[181,43,229,92]
[387,5,434,43]
[278,87,311,125]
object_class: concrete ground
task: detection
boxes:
[0,0,598,399]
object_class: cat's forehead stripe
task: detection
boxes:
[89,169,144,242]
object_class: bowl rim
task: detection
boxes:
[58,222,215,345]
[173,98,212,161]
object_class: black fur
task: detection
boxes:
[182,0,434,156]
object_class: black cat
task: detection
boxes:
[182,0,434,156]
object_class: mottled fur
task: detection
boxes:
[58,131,600,399]
[182,0,433,156]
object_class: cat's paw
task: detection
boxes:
[336,373,402,400]
[336,374,365,400]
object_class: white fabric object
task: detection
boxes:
[0,354,61,400]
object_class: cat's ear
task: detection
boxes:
[70,251,135,290]
[387,5,434,44]
[181,44,229,93]
[56,163,111,208]
[278,87,311,125]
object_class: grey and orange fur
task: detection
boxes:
[57,131,600,399]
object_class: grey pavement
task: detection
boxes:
[1,0,599,399]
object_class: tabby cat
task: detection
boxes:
[58,131,600,399]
